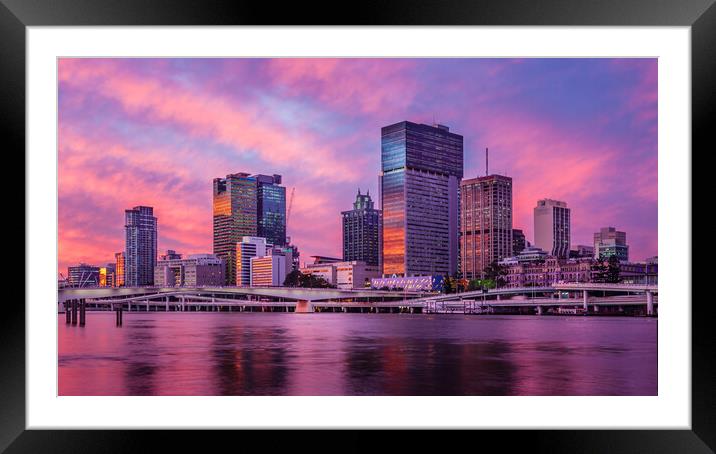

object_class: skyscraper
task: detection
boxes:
[342,189,382,268]
[594,227,629,262]
[213,173,258,285]
[114,252,125,287]
[380,121,463,277]
[255,174,287,246]
[124,206,157,286]
[533,199,570,258]
[460,175,513,279]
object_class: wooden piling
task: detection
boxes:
[65,302,71,324]
[79,300,86,326]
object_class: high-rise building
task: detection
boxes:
[380,121,463,277]
[342,189,382,268]
[114,252,125,287]
[236,236,268,286]
[256,174,287,246]
[99,263,116,287]
[594,227,629,262]
[213,173,258,285]
[533,199,570,259]
[124,206,157,286]
[460,175,513,279]
[68,263,100,287]
[512,229,528,255]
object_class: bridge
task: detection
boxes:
[416,283,658,316]
[58,283,657,318]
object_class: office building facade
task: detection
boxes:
[236,236,268,286]
[124,206,157,286]
[460,174,513,279]
[256,174,287,246]
[594,227,629,262]
[68,263,100,287]
[380,121,463,277]
[114,252,125,287]
[213,173,258,285]
[512,229,528,254]
[99,263,116,287]
[533,199,571,259]
[154,252,225,287]
[250,255,287,287]
[342,190,382,268]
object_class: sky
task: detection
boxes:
[58,58,657,275]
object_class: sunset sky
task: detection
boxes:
[58,58,657,275]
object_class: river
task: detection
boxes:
[58,312,657,395]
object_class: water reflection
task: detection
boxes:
[58,313,657,396]
[210,326,292,395]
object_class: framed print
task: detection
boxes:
[4,0,712,451]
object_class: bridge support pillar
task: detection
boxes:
[146,300,149,312]
[537,305,543,316]
[65,302,71,324]
[295,300,313,313]
[646,291,654,316]
[497,294,501,301]
[583,290,588,311]
[165,296,169,312]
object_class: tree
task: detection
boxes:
[591,259,608,283]
[606,255,621,283]
[283,269,302,287]
[483,261,508,288]
[441,274,456,294]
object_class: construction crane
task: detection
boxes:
[286,187,295,234]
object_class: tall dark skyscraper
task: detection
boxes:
[380,121,463,277]
[460,175,513,279]
[342,189,382,268]
[256,174,287,247]
[124,206,157,286]
[213,173,258,285]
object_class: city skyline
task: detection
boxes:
[58,58,657,275]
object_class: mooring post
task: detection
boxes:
[115,307,119,326]
[119,306,123,326]
[79,300,86,326]
[71,300,78,325]
[65,301,71,324]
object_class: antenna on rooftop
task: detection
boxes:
[486,147,489,176]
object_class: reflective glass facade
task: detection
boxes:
[256,174,287,247]
[380,121,463,277]
[342,190,382,268]
[213,173,258,285]
[124,206,157,286]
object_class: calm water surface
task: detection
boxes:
[58,313,657,396]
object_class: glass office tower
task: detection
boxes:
[342,190,382,268]
[380,121,463,277]
[213,173,258,285]
[255,174,287,247]
[124,206,157,286]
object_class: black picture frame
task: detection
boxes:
[2,0,710,451]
